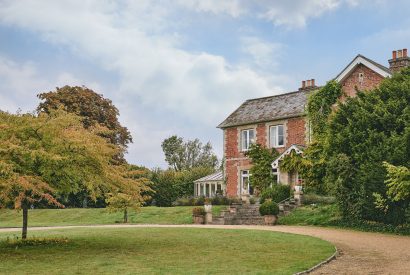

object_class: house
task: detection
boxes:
[215,49,409,198]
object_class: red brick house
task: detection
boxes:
[216,49,409,198]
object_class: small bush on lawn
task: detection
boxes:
[303,193,336,205]
[259,200,279,216]
[260,185,291,204]
[192,207,206,216]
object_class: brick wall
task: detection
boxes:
[286,117,307,147]
[223,117,307,196]
[341,64,385,98]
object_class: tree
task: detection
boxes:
[37,85,132,162]
[106,193,140,223]
[150,166,214,207]
[161,135,218,171]
[106,164,152,222]
[245,144,279,193]
[0,110,148,238]
[323,68,410,224]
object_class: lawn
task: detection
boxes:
[0,227,335,274]
[278,204,410,235]
[0,206,226,227]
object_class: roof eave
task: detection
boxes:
[217,113,307,129]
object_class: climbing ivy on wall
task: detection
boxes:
[306,80,343,140]
[245,144,279,193]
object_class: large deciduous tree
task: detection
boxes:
[0,110,148,238]
[161,135,218,171]
[37,86,132,162]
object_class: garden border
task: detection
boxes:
[294,245,338,274]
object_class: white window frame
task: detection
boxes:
[240,170,251,195]
[241,129,255,151]
[270,125,285,148]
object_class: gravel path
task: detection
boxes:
[1,224,409,274]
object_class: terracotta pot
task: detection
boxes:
[264,215,277,226]
[193,215,204,224]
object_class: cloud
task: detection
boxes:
[240,36,283,69]
[0,1,286,167]
[176,0,244,17]
[175,0,364,29]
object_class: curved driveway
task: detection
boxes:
[1,224,409,274]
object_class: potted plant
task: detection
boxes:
[192,206,206,224]
[259,200,279,226]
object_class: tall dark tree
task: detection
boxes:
[37,86,132,162]
[324,68,410,224]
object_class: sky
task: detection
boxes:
[0,0,409,169]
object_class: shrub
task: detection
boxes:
[211,196,221,205]
[249,197,256,204]
[195,196,205,206]
[259,200,279,216]
[260,184,291,204]
[173,196,237,206]
[303,193,336,205]
[192,206,206,216]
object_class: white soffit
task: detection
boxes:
[335,56,392,82]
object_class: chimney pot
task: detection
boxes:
[398,49,403,58]
[404,49,408,57]
[392,50,397,59]
[302,81,306,88]
[311,79,315,87]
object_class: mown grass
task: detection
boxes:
[278,204,410,235]
[278,204,341,226]
[0,206,226,227]
[0,227,335,275]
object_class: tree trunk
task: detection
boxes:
[22,207,28,239]
[123,208,128,223]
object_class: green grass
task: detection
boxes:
[278,204,341,226]
[0,206,226,227]
[0,227,335,275]
[278,204,410,235]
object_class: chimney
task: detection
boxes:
[389,48,410,73]
[299,78,317,91]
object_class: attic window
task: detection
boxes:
[358,73,364,84]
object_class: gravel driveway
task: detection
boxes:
[1,224,409,274]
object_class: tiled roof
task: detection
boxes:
[194,171,223,183]
[217,90,311,129]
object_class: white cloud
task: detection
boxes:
[176,0,365,29]
[0,56,104,113]
[240,36,283,69]
[176,0,244,17]
[0,1,286,167]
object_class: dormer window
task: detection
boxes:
[241,129,255,151]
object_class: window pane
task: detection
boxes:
[270,126,277,147]
[278,125,284,146]
[242,130,248,150]
[249,129,255,144]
